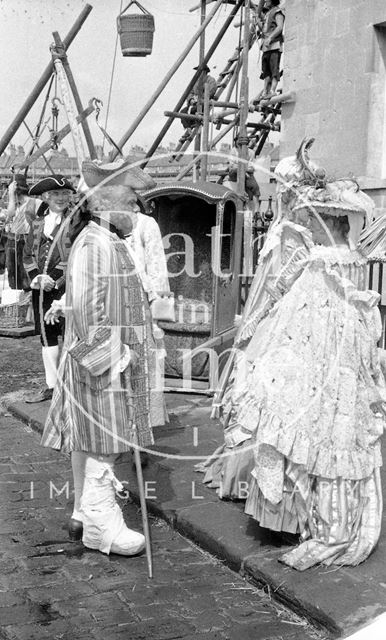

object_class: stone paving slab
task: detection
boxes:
[5,394,386,637]
[0,412,326,640]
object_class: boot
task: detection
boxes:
[80,455,145,556]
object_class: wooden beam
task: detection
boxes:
[19,100,96,169]
[22,121,55,174]
[210,116,239,148]
[111,0,225,160]
[0,4,93,157]
[201,82,211,181]
[258,91,296,107]
[176,153,202,181]
[164,111,203,123]
[142,0,244,167]
[237,0,250,197]
[190,0,240,11]
[211,100,239,108]
[189,0,216,12]
[52,32,97,159]
[194,0,208,175]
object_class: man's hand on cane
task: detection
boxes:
[31,274,56,292]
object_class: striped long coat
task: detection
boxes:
[41,221,153,454]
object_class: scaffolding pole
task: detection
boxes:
[143,0,244,167]
[110,0,225,160]
[0,4,93,157]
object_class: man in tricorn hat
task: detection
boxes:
[41,161,157,556]
[23,174,75,403]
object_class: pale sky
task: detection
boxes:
[0,0,263,154]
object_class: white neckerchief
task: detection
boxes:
[44,209,62,239]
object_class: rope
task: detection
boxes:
[94,99,124,157]
[26,74,55,162]
[23,121,55,174]
[53,58,86,171]
[103,0,124,154]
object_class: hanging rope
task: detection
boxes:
[25,74,55,163]
[53,57,86,171]
[23,121,55,174]
[103,0,124,154]
[94,99,124,158]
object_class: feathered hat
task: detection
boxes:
[275,138,374,248]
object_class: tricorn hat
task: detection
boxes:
[29,174,76,196]
[81,159,156,191]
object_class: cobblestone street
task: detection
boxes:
[0,407,327,640]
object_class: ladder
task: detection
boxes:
[164,33,292,166]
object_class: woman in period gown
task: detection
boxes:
[196,139,318,498]
[197,137,385,567]
[241,177,385,569]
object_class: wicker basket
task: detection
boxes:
[117,1,154,57]
[0,294,31,328]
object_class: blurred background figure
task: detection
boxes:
[180,65,217,139]
[5,174,41,291]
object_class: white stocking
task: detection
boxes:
[80,454,145,556]
[71,451,87,521]
[42,345,59,388]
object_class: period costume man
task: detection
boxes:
[42,160,157,556]
[5,174,41,290]
[23,175,75,403]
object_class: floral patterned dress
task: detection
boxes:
[240,245,385,568]
[196,220,313,498]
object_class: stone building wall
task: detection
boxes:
[280,0,386,212]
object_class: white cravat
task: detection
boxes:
[44,210,62,238]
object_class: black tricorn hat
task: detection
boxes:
[29,174,76,196]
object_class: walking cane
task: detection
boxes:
[132,422,153,579]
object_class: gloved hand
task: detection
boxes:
[30,274,56,291]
